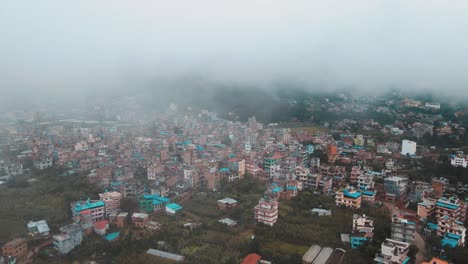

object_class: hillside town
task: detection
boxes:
[1,93,468,264]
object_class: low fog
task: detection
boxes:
[2,0,468,105]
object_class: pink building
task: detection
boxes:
[350,166,363,184]
[254,198,279,227]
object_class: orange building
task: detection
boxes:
[2,238,27,258]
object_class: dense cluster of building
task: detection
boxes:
[1,93,468,263]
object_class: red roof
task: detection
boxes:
[93,220,108,230]
[80,209,91,215]
[271,152,282,159]
[241,253,262,264]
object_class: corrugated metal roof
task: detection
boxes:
[303,245,322,263]
[147,249,185,262]
[313,247,333,264]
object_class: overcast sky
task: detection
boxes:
[2,0,468,101]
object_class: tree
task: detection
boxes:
[120,197,139,214]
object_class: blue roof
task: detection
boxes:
[343,189,362,199]
[287,186,298,191]
[442,237,459,248]
[166,203,182,211]
[219,168,230,172]
[229,153,236,157]
[74,200,105,212]
[105,232,120,241]
[155,196,170,203]
[272,187,283,193]
[446,233,461,240]
[436,201,459,210]
[402,257,410,264]
[196,145,204,151]
[350,236,368,249]
[426,223,438,231]
[362,191,375,196]
[144,194,170,203]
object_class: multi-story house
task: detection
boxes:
[384,176,408,200]
[357,174,374,191]
[254,198,279,227]
[437,215,466,247]
[53,222,83,254]
[71,199,105,222]
[450,151,468,168]
[34,157,53,170]
[435,196,466,222]
[350,166,363,184]
[351,214,374,248]
[374,238,409,264]
[99,191,122,217]
[1,238,27,258]
[391,216,415,243]
[335,187,362,209]
[417,197,437,219]
[228,158,246,179]
[147,163,163,180]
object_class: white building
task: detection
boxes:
[244,142,252,153]
[451,152,468,168]
[357,174,374,191]
[401,140,416,156]
[374,238,409,264]
[425,102,441,110]
[34,157,53,170]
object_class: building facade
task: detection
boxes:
[335,187,362,209]
[99,191,122,217]
[254,198,279,227]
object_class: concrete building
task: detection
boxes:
[435,196,466,222]
[362,191,376,204]
[71,199,105,222]
[450,152,468,168]
[357,174,374,191]
[384,176,408,200]
[53,223,83,254]
[166,203,183,215]
[391,216,415,243]
[34,157,53,170]
[27,220,50,239]
[228,158,246,178]
[349,166,362,184]
[417,198,437,219]
[99,190,122,217]
[254,198,279,227]
[1,238,27,258]
[374,238,410,264]
[335,187,362,209]
[217,197,238,210]
[437,215,466,247]
[351,214,374,249]
[401,140,416,156]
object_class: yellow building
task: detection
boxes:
[335,187,362,209]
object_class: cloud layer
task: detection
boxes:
[2,0,468,101]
